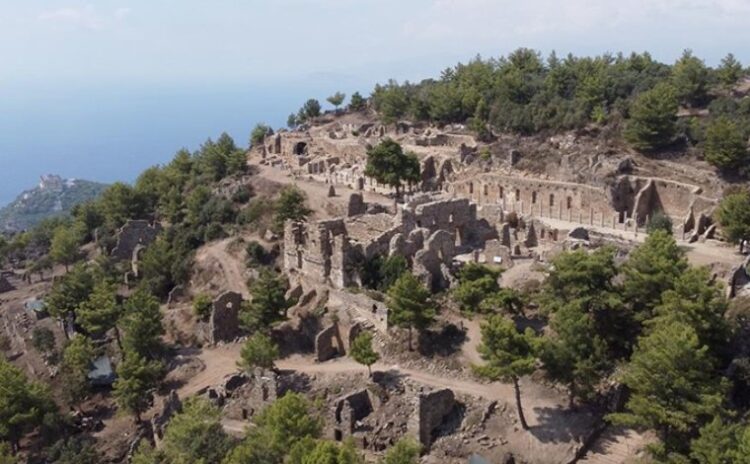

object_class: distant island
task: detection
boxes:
[0,174,108,232]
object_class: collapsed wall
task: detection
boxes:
[283,194,495,291]
[111,220,161,261]
[449,173,718,228]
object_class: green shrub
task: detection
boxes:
[193,294,213,320]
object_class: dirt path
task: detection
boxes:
[194,238,249,298]
[536,216,743,268]
[177,344,243,398]
[180,346,564,426]
[175,346,642,463]
[444,314,484,366]
[253,162,393,213]
[578,427,651,464]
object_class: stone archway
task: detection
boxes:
[293,142,308,156]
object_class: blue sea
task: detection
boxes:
[0,77,369,206]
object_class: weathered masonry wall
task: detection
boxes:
[449,174,717,226]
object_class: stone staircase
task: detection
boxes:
[577,427,649,464]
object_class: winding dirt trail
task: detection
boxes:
[181,346,565,427]
[194,238,250,298]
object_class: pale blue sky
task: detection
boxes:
[2,0,750,87]
[1,1,750,205]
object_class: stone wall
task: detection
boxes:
[407,388,456,449]
[328,289,389,332]
[450,174,718,230]
[0,275,14,293]
[209,291,243,344]
[151,391,182,446]
[111,220,161,261]
[315,324,344,362]
[285,193,495,299]
[222,368,285,420]
[333,389,376,440]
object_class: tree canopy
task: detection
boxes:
[364,139,420,197]
[716,190,750,244]
[474,315,538,429]
[387,273,436,351]
[624,83,679,152]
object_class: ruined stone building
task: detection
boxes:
[110,220,162,262]
[283,193,496,293]
[260,114,724,242]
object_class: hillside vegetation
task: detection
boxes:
[0,177,108,232]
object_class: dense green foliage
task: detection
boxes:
[704,116,749,170]
[327,92,346,109]
[250,123,273,147]
[716,190,750,244]
[0,178,107,232]
[609,321,726,457]
[366,49,749,161]
[364,139,420,197]
[0,358,57,451]
[135,398,232,464]
[387,273,436,351]
[272,186,312,233]
[474,315,538,429]
[240,270,290,332]
[113,352,164,422]
[192,293,213,319]
[60,335,96,409]
[380,439,421,464]
[360,254,408,292]
[646,211,674,235]
[349,331,379,376]
[239,333,279,371]
[624,82,679,151]
[225,393,323,464]
[452,263,502,312]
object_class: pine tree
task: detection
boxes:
[327,92,346,110]
[717,53,744,87]
[44,264,95,319]
[621,230,687,322]
[160,398,232,464]
[76,282,123,345]
[239,333,279,371]
[120,288,165,359]
[540,301,612,407]
[364,139,421,198]
[113,352,164,423]
[716,190,750,245]
[49,226,81,272]
[624,83,679,152]
[0,358,56,452]
[349,332,380,377]
[380,439,421,464]
[704,116,749,170]
[609,321,725,455]
[649,266,730,356]
[241,270,289,332]
[273,186,312,233]
[387,273,436,351]
[671,49,710,106]
[60,335,96,410]
[473,315,538,430]
[349,92,367,112]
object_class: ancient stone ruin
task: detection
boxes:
[221,368,287,420]
[284,193,496,292]
[111,220,161,261]
[0,274,15,293]
[209,291,243,344]
[332,389,379,441]
[407,388,457,448]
